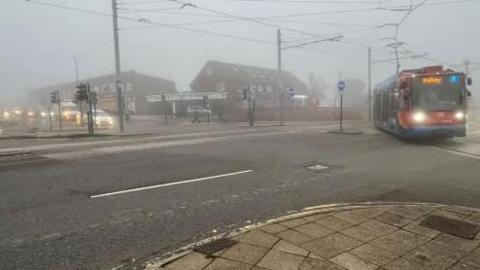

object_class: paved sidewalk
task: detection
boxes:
[147,203,480,270]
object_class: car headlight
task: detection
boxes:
[455,111,464,120]
[413,112,426,123]
[28,112,34,116]
[3,111,10,118]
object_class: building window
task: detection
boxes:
[266,85,273,93]
[216,82,226,91]
[206,66,213,76]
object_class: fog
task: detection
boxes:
[2,0,479,106]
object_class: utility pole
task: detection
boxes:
[277,29,284,125]
[111,0,125,132]
[47,107,53,132]
[465,60,470,76]
[368,47,372,123]
[74,56,84,126]
[56,90,62,131]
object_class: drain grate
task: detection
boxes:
[193,238,238,256]
[420,215,480,239]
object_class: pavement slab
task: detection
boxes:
[157,204,480,270]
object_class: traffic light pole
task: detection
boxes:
[111,0,125,132]
[47,107,53,132]
[56,90,63,131]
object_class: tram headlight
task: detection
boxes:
[455,111,464,120]
[413,112,426,123]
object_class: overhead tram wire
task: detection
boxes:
[23,0,363,58]
[166,0,350,39]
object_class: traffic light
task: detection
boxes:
[74,83,88,103]
[50,91,59,104]
[242,89,248,100]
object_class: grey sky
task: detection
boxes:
[2,0,479,106]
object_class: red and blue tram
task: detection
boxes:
[373,66,470,139]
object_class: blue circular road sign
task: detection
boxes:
[337,81,346,91]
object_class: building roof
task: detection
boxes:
[31,70,175,95]
[190,60,308,93]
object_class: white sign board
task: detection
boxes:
[147,92,227,102]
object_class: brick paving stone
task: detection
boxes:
[203,258,252,270]
[280,217,312,228]
[315,216,354,231]
[330,252,379,270]
[464,213,480,226]
[257,249,305,270]
[460,246,480,267]
[375,212,411,227]
[402,246,456,269]
[350,208,385,219]
[402,222,441,239]
[231,233,246,241]
[334,211,370,225]
[414,240,467,264]
[434,233,480,253]
[221,243,268,265]
[369,230,429,256]
[276,229,314,245]
[359,220,397,236]
[442,207,477,217]
[449,262,480,270]
[341,225,382,242]
[239,229,279,249]
[387,206,428,220]
[261,223,289,234]
[164,252,212,270]
[302,233,364,259]
[350,243,398,266]
[294,223,334,238]
[273,240,309,256]
[383,257,434,270]
[299,257,346,270]
[431,209,470,220]
[302,213,329,222]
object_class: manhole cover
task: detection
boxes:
[420,215,480,239]
[193,238,237,256]
[306,164,329,171]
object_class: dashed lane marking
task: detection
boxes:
[90,170,254,198]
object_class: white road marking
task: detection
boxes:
[431,146,480,160]
[90,170,254,198]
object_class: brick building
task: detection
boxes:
[29,70,176,114]
[190,60,308,108]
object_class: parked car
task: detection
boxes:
[83,110,114,127]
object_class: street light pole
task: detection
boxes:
[368,47,372,122]
[111,0,125,132]
[74,56,84,126]
[277,29,283,125]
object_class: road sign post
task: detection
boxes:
[337,81,346,132]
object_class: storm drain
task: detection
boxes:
[420,215,480,239]
[193,238,237,256]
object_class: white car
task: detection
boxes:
[83,110,114,126]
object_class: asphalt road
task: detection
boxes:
[2,122,480,269]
